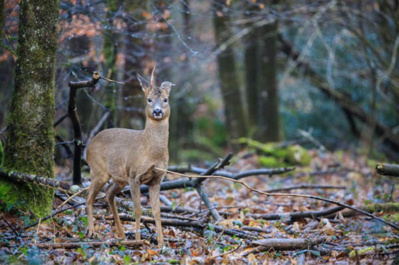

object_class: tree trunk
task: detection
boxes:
[103,0,122,127]
[244,1,280,142]
[172,0,194,162]
[213,0,247,147]
[257,21,280,141]
[119,1,147,129]
[0,0,58,218]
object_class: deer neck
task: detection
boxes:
[144,117,169,157]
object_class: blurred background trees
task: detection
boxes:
[1,0,398,166]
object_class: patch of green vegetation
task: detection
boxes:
[384,213,399,223]
[237,138,311,167]
[180,149,216,163]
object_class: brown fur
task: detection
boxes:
[85,72,173,247]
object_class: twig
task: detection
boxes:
[211,228,225,251]
[265,184,346,193]
[54,114,68,127]
[100,76,125,85]
[56,187,89,211]
[155,168,399,231]
[0,125,7,135]
[55,135,73,158]
[85,111,111,148]
[2,216,20,237]
[212,242,242,258]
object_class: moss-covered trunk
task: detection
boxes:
[213,0,248,147]
[0,0,59,218]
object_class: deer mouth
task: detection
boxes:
[152,112,164,119]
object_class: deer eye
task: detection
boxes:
[163,98,168,103]
[147,98,152,103]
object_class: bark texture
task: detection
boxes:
[1,0,59,217]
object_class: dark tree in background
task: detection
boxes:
[0,0,59,217]
[213,0,248,146]
[244,0,280,142]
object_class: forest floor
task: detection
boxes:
[1,149,399,264]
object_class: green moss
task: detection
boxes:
[349,247,375,258]
[364,202,399,213]
[384,213,399,223]
[237,138,311,167]
[285,145,311,166]
[258,156,279,167]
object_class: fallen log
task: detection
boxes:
[241,237,326,256]
[246,206,344,221]
[376,163,399,177]
[35,239,146,249]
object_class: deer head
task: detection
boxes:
[137,66,174,121]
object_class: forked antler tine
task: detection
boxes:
[150,64,156,89]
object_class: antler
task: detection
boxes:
[150,64,156,90]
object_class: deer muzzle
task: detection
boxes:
[152,108,163,119]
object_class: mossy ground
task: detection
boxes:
[237,138,311,167]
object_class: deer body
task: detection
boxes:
[86,71,173,247]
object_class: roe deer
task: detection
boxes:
[85,68,173,247]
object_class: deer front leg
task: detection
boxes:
[86,171,109,238]
[129,178,142,241]
[149,182,163,247]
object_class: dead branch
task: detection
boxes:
[246,206,344,221]
[106,214,205,229]
[241,237,326,256]
[156,168,399,231]
[103,214,257,240]
[55,134,73,158]
[35,239,146,249]
[68,71,101,185]
[265,184,346,193]
[376,163,399,177]
[167,165,295,181]
[325,203,399,219]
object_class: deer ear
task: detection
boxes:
[160,81,175,94]
[137,74,150,93]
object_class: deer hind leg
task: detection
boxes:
[106,181,126,239]
[86,170,109,238]
[129,178,142,241]
[149,182,163,247]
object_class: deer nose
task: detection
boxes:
[152,108,163,116]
